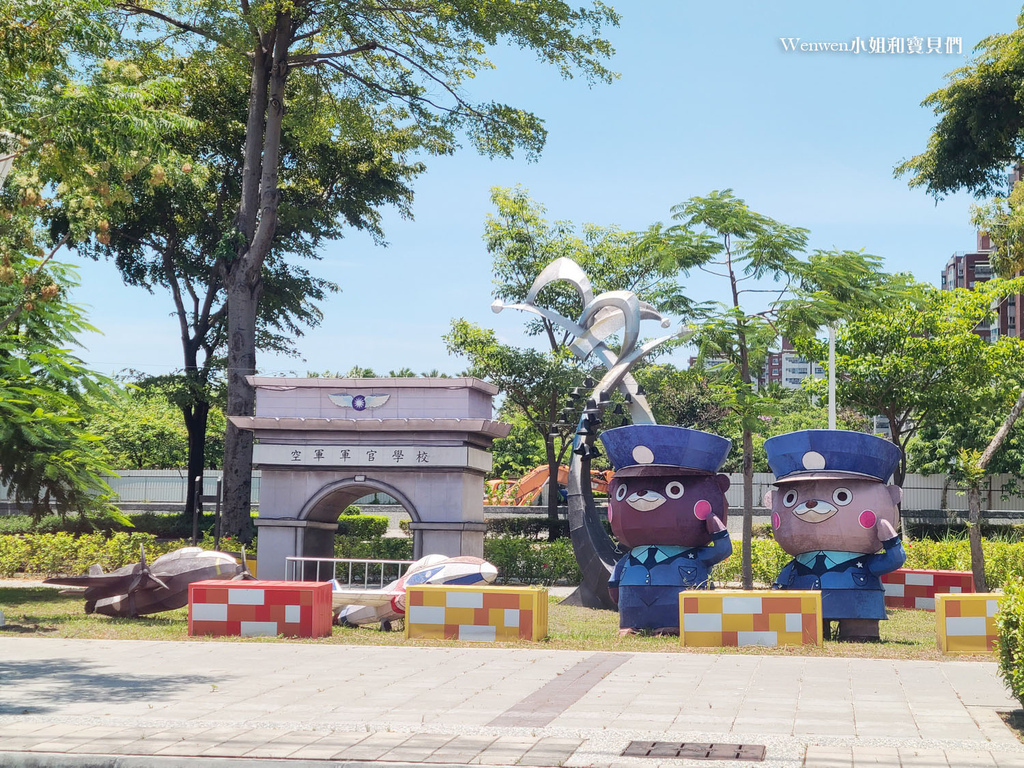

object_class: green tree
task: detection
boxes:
[0,251,116,518]
[631,363,730,434]
[75,43,410,527]
[455,187,688,539]
[107,0,619,540]
[490,408,547,480]
[896,10,1024,198]
[821,282,1020,488]
[446,319,588,538]
[89,386,186,469]
[0,0,196,521]
[657,189,899,588]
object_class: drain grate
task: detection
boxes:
[622,741,766,761]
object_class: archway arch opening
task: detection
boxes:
[297,478,423,570]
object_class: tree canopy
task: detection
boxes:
[896,10,1024,197]
[83,0,621,539]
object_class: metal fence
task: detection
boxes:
[5,470,1024,516]
[284,557,414,585]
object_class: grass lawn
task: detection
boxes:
[0,584,990,662]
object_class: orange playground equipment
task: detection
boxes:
[485,465,612,506]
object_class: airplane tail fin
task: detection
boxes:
[233,546,256,580]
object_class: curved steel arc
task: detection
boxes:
[491,260,684,608]
[524,257,594,308]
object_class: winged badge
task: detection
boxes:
[328,393,390,411]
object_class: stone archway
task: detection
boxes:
[231,377,509,580]
[298,477,422,563]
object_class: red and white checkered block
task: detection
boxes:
[188,580,332,638]
[882,569,974,611]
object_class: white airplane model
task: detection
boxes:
[333,554,498,630]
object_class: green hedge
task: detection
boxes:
[712,538,793,587]
[334,515,389,539]
[0,533,180,577]
[483,537,582,585]
[6,529,1024,589]
[486,516,570,539]
[333,535,412,561]
[903,538,1024,590]
[997,578,1024,707]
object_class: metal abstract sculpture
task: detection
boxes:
[763,430,907,641]
[493,258,686,609]
[46,546,252,617]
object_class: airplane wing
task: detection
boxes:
[331,587,401,610]
[44,573,132,589]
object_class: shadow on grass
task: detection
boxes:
[0,658,220,716]
[0,587,68,604]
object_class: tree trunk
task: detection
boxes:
[742,425,753,589]
[967,485,988,593]
[181,401,210,526]
[220,278,259,542]
[966,384,1024,592]
[220,20,290,542]
[545,434,561,541]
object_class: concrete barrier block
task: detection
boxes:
[405,585,548,641]
[680,590,822,648]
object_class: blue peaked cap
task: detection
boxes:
[764,429,901,483]
[600,425,731,474]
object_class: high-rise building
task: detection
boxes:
[941,166,1024,341]
[689,337,825,391]
[765,337,826,390]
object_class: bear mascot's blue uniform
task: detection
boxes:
[600,425,733,635]
[764,430,906,641]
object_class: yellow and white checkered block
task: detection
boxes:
[935,593,1003,654]
[679,590,823,648]
[405,585,548,642]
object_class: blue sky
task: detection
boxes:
[70,0,1024,379]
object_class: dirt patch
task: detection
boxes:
[1001,710,1024,744]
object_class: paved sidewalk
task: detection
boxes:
[0,638,1022,767]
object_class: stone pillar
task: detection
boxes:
[254,518,339,580]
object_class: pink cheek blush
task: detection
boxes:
[772,512,780,529]
[859,510,876,529]
[693,499,712,520]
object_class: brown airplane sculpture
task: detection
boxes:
[45,546,253,617]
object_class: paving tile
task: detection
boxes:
[940,750,999,768]
[897,747,951,767]
[380,733,456,762]
[804,745,852,768]
[850,746,901,766]
[240,730,328,758]
[332,731,412,760]
[470,738,541,765]
[288,731,369,760]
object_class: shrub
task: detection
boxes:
[333,535,412,561]
[996,578,1024,708]
[902,538,1024,590]
[713,538,791,586]
[483,537,581,585]
[487,516,568,539]
[334,514,388,539]
[0,511,213,539]
[0,532,177,576]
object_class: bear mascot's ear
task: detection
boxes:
[887,485,903,506]
[762,489,773,508]
[716,474,731,493]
